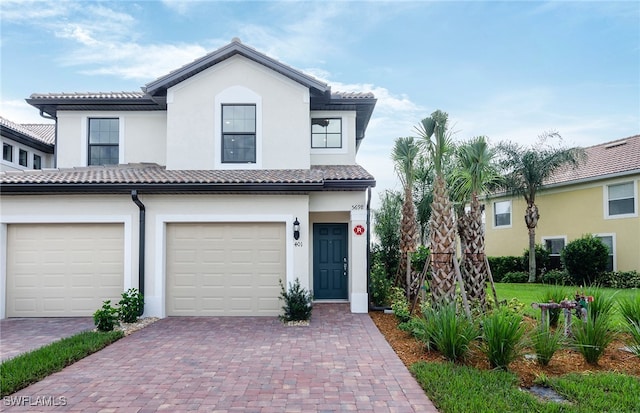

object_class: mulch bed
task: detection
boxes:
[369,311,640,387]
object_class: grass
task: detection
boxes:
[0,330,123,397]
[411,361,640,413]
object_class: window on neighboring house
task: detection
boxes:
[543,237,565,270]
[3,143,13,162]
[33,154,42,169]
[493,200,511,227]
[595,235,615,272]
[88,118,119,166]
[18,149,28,167]
[311,118,342,148]
[222,104,256,163]
[606,181,636,217]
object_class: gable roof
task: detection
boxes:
[0,116,55,153]
[143,38,329,100]
[545,134,640,187]
[0,163,375,194]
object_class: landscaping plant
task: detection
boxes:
[118,288,144,323]
[530,324,564,366]
[572,312,616,364]
[481,308,525,370]
[369,261,393,307]
[93,300,119,332]
[619,295,640,357]
[561,234,609,285]
[390,286,411,322]
[584,287,615,322]
[422,303,478,362]
[278,278,312,322]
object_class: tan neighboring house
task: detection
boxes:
[485,134,640,272]
[1,116,55,171]
[0,39,377,318]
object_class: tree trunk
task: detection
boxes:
[429,175,457,306]
[525,202,539,283]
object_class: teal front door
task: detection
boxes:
[313,223,348,299]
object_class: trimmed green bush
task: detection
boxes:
[487,256,524,283]
[521,244,550,278]
[93,300,119,332]
[600,271,640,289]
[369,261,393,307]
[501,271,529,283]
[118,288,144,323]
[481,309,525,370]
[278,278,313,322]
[561,234,609,285]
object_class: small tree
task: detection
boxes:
[561,234,609,285]
[279,278,313,322]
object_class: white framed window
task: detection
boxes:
[594,233,615,272]
[33,154,42,169]
[493,200,512,228]
[18,149,28,167]
[88,118,120,165]
[542,236,566,270]
[3,142,13,162]
[311,118,342,148]
[604,181,637,218]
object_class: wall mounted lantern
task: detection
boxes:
[293,217,300,240]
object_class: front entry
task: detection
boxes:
[313,223,348,300]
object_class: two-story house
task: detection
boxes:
[1,116,55,172]
[0,39,377,319]
[485,134,640,272]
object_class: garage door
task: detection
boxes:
[166,222,285,316]
[6,223,124,317]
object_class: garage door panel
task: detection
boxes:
[166,222,285,316]
[7,223,124,317]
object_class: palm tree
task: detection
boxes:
[391,137,420,298]
[498,132,585,282]
[450,136,502,310]
[413,157,433,246]
[415,110,457,306]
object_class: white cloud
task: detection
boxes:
[0,100,54,124]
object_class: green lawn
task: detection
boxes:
[493,283,639,323]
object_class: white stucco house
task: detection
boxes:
[0,39,377,319]
[1,116,55,172]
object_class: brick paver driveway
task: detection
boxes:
[0,318,94,362]
[1,304,437,412]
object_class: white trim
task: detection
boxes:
[153,214,293,318]
[603,180,638,220]
[0,216,133,319]
[214,86,263,169]
[83,116,124,166]
[350,293,368,313]
[309,111,350,155]
[492,199,512,229]
[594,233,617,272]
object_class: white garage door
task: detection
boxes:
[166,222,285,316]
[6,223,124,317]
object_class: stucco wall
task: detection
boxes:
[485,177,640,271]
[309,110,356,165]
[0,137,53,171]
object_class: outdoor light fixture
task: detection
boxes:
[293,217,300,240]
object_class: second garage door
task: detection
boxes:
[166,222,285,316]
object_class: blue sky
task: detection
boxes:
[1,0,638,207]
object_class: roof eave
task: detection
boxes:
[0,126,54,153]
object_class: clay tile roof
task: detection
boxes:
[28,91,148,100]
[0,163,375,190]
[332,91,376,99]
[546,134,640,186]
[0,116,55,145]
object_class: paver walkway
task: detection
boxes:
[0,304,438,412]
[0,318,94,361]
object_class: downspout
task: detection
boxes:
[131,190,146,315]
[38,110,57,168]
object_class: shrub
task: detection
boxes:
[369,261,393,307]
[501,271,529,284]
[539,285,568,327]
[600,271,640,289]
[619,295,640,326]
[561,234,609,285]
[584,287,616,323]
[572,313,616,364]
[118,288,144,323]
[624,321,640,358]
[541,269,572,286]
[487,256,524,283]
[390,287,411,322]
[481,309,525,370]
[530,325,564,366]
[278,278,313,322]
[421,303,478,362]
[521,244,550,278]
[411,245,430,274]
[93,300,119,332]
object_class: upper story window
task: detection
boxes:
[18,149,28,167]
[311,118,342,148]
[222,104,256,163]
[3,143,13,162]
[493,200,512,228]
[606,181,636,218]
[33,154,42,170]
[88,118,119,166]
